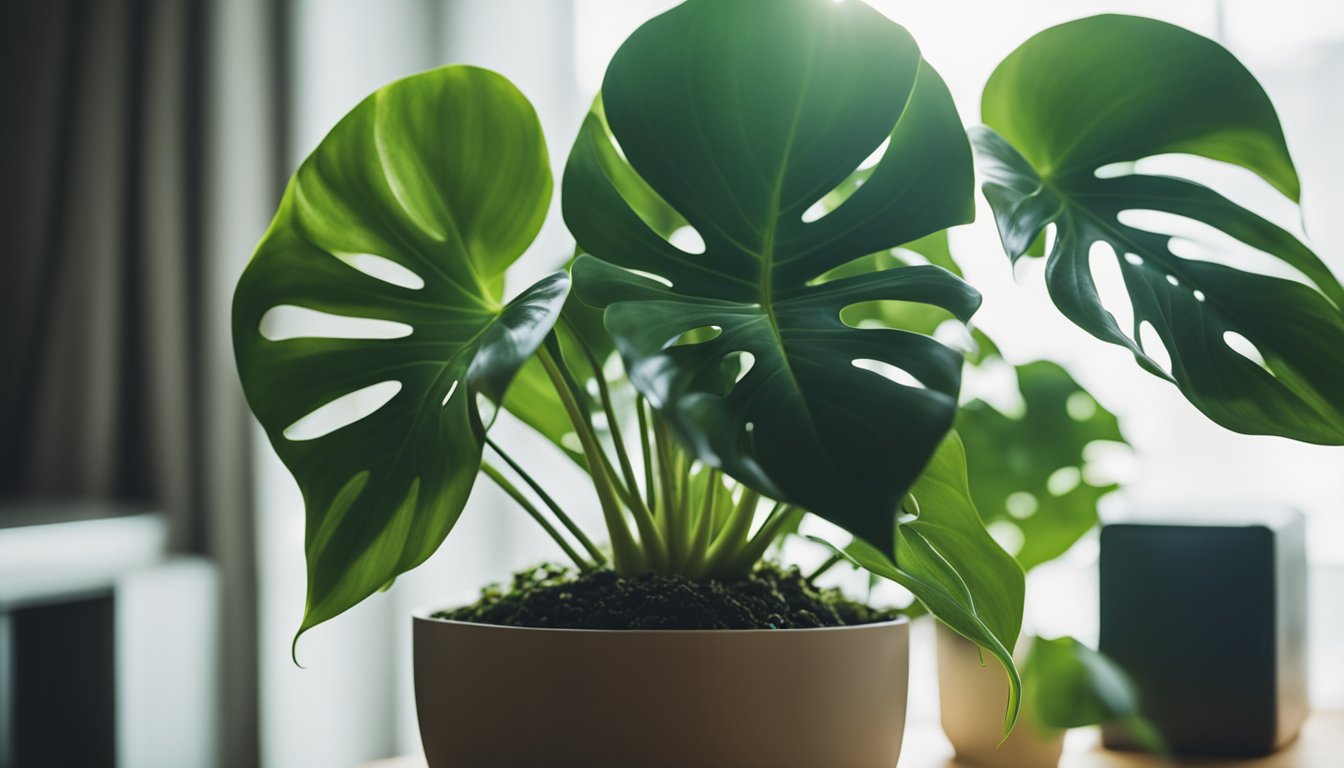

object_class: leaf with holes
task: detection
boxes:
[959,361,1127,572]
[232,66,566,639]
[975,15,1344,444]
[565,0,979,552]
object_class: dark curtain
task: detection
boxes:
[1,1,278,765]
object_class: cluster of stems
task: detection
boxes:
[480,321,802,581]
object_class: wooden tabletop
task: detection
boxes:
[364,710,1340,767]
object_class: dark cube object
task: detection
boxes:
[1100,509,1307,756]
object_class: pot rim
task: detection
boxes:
[412,607,909,635]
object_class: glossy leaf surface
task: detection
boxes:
[233,66,564,636]
[976,15,1344,444]
[829,433,1025,731]
[566,0,979,550]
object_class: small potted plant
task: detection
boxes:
[232,2,1344,766]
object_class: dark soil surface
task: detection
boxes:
[434,562,898,630]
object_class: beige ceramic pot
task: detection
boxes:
[414,612,910,768]
[936,623,1064,768]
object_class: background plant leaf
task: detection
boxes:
[975,14,1344,444]
[1024,635,1165,752]
[232,66,564,638]
[565,0,979,552]
[958,361,1126,571]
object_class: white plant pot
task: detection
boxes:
[414,612,910,767]
[937,622,1064,768]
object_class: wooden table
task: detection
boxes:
[365,710,1341,767]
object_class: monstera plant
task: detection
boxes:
[232,0,1343,749]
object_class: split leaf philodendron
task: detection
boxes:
[231,0,1344,739]
[976,15,1344,443]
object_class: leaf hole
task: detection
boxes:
[839,300,953,331]
[802,199,828,224]
[560,432,583,454]
[669,325,722,348]
[852,358,925,389]
[890,246,930,266]
[283,381,401,442]
[1223,330,1270,372]
[1046,466,1082,496]
[799,130,888,224]
[623,268,673,288]
[1193,289,1207,302]
[711,351,757,397]
[1123,253,1144,267]
[1087,241,1133,334]
[1133,153,1301,225]
[987,520,1024,557]
[731,351,755,384]
[1006,491,1038,519]
[334,253,425,290]
[1119,209,1311,286]
[1137,321,1172,374]
[858,136,890,171]
[1094,161,1136,179]
[440,380,459,407]
[259,305,413,341]
[668,225,706,255]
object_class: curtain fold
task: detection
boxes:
[1,1,276,766]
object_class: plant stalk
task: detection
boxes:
[481,462,591,571]
[537,342,644,572]
[486,436,606,565]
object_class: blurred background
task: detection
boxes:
[2,1,1341,766]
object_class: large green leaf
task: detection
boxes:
[565,0,979,551]
[975,15,1344,444]
[232,66,565,637]
[825,433,1025,731]
[959,361,1126,571]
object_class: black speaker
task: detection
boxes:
[1099,509,1308,756]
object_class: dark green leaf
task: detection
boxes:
[232,66,563,637]
[958,361,1126,571]
[976,14,1344,444]
[565,0,979,551]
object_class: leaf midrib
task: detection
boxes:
[755,34,833,472]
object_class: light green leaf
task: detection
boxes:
[958,361,1127,571]
[232,66,564,638]
[1024,636,1165,752]
[565,0,979,552]
[976,14,1344,444]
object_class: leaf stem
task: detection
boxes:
[635,395,657,512]
[481,462,591,571]
[486,436,606,566]
[538,341,644,573]
[561,319,667,569]
[723,504,803,578]
[697,488,762,579]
